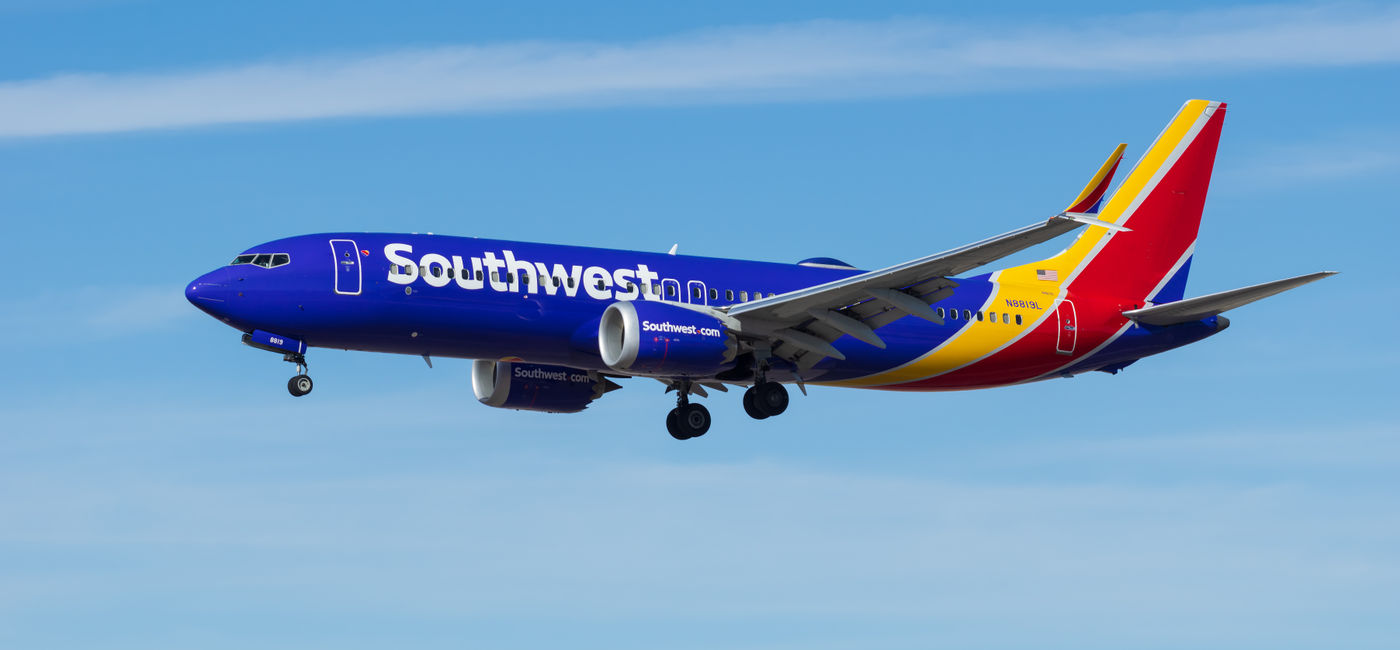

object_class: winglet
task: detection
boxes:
[1064,143,1127,214]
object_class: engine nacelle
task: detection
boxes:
[598,301,737,376]
[472,360,618,413]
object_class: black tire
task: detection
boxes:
[288,374,313,397]
[743,388,769,420]
[679,403,711,438]
[666,408,688,440]
[755,382,788,417]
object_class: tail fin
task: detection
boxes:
[1004,100,1226,305]
[1064,143,1127,214]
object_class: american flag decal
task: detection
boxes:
[1036,269,1059,281]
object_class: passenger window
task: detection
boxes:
[692,286,702,299]
[950,309,959,320]
[505,273,514,283]
[963,309,971,320]
[976,311,983,321]
[272,253,290,267]
[666,285,677,298]
[491,271,499,282]
[768,293,776,298]
[596,280,606,290]
[725,290,734,301]
[446,268,454,279]
[1003,313,1010,324]
[740,291,749,301]
[937,307,946,319]
[709,288,718,300]
[1015,314,1023,325]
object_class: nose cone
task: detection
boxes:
[186,268,230,316]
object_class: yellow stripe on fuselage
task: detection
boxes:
[822,278,1056,388]
[827,101,1213,388]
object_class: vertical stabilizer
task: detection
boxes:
[1005,100,1226,305]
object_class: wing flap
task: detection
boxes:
[1123,272,1336,326]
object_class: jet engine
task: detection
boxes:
[598,301,737,376]
[472,360,620,413]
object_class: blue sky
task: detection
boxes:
[1,1,1397,648]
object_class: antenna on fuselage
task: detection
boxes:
[667,244,678,255]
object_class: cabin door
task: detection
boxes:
[1055,299,1077,355]
[330,239,362,295]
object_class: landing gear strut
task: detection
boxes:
[665,381,711,440]
[285,353,313,397]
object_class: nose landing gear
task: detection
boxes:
[285,353,313,397]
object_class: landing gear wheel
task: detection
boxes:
[667,404,711,440]
[288,374,313,397]
[678,403,711,438]
[743,389,769,420]
[666,409,685,440]
[754,382,788,417]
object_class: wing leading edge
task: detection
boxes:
[725,144,1129,370]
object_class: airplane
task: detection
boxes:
[186,100,1334,440]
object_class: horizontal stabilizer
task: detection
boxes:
[1123,271,1336,326]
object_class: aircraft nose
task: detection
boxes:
[186,268,230,312]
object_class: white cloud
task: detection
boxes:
[2,4,1400,137]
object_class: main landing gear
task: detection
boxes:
[285,353,313,397]
[742,381,789,420]
[663,368,794,440]
[666,381,711,441]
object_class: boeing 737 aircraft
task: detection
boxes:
[187,100,1333,439]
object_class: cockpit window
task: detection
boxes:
[229,253,291,268]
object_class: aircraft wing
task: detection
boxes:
[1122,271,1336,326]
[724,216,1090,367]
[723,144,1129,370]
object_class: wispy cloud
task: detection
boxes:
[2,4,1400,137]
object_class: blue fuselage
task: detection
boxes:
[186,233,1221,387]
